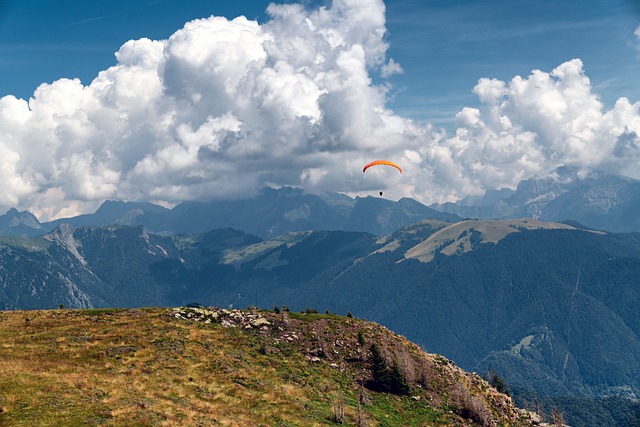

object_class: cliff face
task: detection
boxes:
[0,306,540,426]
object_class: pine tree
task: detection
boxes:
[367,343,410,395]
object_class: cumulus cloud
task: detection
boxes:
[434,59,640,195]
[0,0,639,220]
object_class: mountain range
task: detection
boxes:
[3,166,640,240]
[0,186,461,239]
[431,167,640,232]
[2,217,640,425]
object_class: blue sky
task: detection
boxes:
[384,0,640,125]
[0,1,268,98]
[0,0,639,219]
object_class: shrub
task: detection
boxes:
[450,382,495,427]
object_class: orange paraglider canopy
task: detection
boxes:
[362,160,402,174]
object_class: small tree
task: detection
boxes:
[366,343,410,395]
[357,401,369,427]
[331,394,345,424]
[552,408,565,426]
[486,370,510,396]
[387,363,410,395]
[258,340,268,355]
[370,344,387,385]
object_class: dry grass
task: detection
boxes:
[0,308,535,426]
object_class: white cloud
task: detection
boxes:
[380,58,403,77]
[1,0,640,220]
[442,59,640,189]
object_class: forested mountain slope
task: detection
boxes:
[2,219,640,425]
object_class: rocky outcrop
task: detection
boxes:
[172,306,271,330]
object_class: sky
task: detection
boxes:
[0,0,639,220]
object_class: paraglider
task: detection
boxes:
[362,160,402,174]
[362,160,402,197]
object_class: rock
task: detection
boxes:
[250,318,270,328]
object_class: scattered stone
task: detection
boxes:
[250,318,270,328]
[172,306,271,330]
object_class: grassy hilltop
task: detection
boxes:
[0,307,537,426]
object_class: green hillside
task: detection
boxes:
[0,307,536,426]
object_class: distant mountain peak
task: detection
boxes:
[430,169,640,232]
[0,207,45,236]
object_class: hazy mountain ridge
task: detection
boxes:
[0,208,46,237]
[4,168,640,238]
[430,167,640,232]
[1,186,459,238]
